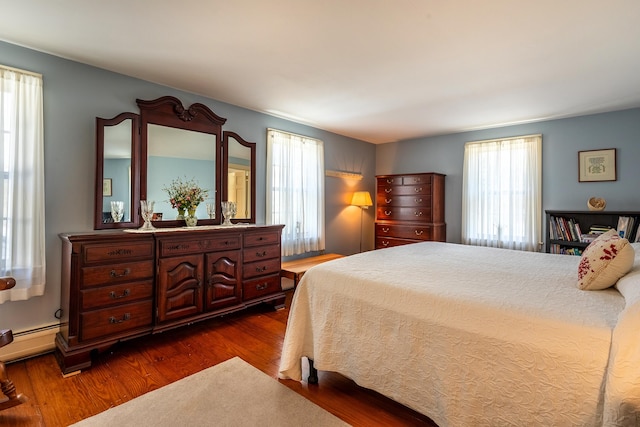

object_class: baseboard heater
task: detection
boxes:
[0,323,59,362]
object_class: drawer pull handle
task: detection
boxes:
[256,251,267,257]
[385,198,392,203]
[109,313,131,324]
[413,178,421,183]
[382,227,390,233]
[382,241,390,247]
[414,198,423,203]
[256,283,268,291]
[415,211,423,217]
[414,187,423,193]
[386,178,394,183]
[415,230,424,236]
[384,188,392,193]
[109,289,130,299]
[110,268,130,278]
[384,210,392,215]
[256,266,268,272]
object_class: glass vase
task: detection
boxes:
[139,200,156,230]
[185,208,197,227]
[221,201,236,226]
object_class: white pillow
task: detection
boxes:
[577,229,635,290]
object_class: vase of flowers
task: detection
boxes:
[163,176,209,226]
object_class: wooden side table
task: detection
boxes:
[281,253,344,290]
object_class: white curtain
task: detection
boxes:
[266,129,325,256]
[462,134,542,252]
[0,66,46,303]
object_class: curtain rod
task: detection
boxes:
[0,64,42,78]
[465,133,542,146]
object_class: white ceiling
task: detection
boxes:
[2,1,639,144]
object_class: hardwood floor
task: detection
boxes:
[0,292,437,427]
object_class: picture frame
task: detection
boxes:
[578,148,616,182]
[103,178,112,196]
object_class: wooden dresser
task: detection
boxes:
[56,225,284,374]
[375,173,445,249]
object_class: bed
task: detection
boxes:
[278,241,640,426]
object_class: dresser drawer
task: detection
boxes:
[158,235,241,257]
[376,194,432,208]
[80,280,154,310]
[376,207,433,222]
[80,300,153,341]
[376,224,434,241]
[83,241,154,264]
[243,244,281,263]
[243,274,281,301]
[81,260,154,287]
[244,230,281,247]
[243,257,281,279]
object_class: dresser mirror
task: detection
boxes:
[95,96,258,229]
[94,112,140,229]
[223,131,256,222]
[146,124,217,221]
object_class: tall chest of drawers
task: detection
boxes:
[375,173,446,249]
[56,225,284,374]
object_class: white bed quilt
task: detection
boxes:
[278,242,640,426]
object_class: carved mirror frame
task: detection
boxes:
[94,112,141,229]
[222,131,256,223]
[95,96,258,229]
[137,96,225,228]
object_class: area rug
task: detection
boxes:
[71,357,349,427]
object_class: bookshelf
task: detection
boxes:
[545,210,640,255]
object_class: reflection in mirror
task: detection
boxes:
[227,137,251,219]
[223,131,255,223]
[103,120,132,223]
[146,124,216,220]
[95,112,139,230]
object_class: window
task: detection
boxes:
[462,134,542,252]
[0,65,46,303]
[266,128,325,256]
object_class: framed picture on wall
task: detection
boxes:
[578,148,616,182]
[103,178,112,196]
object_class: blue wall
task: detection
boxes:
[376,108,640,243]
[0,40,376,333]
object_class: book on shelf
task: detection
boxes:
[616,216,640,241]
[549,215,582,241]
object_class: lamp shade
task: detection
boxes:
[351,191,373,208]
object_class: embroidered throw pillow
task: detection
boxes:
[577,229,635,290]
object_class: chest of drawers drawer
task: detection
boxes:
[376,194,432,208]
[377,184,432,197]
[375,224,434,241]
[80,300,153,341]
[375,237,418,249]
[80,260,155,287]
[376,207,433,222]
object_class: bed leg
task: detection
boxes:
[307,359,318,384]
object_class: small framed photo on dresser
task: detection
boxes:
[578,148,616,182]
